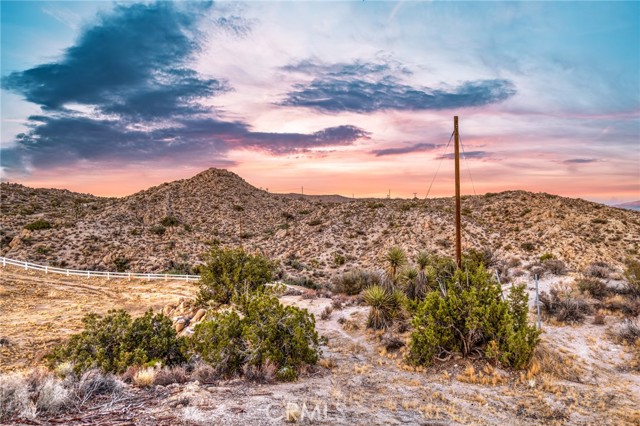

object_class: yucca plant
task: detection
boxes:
[416,251,429,271]
[363,285,405,329]
[385,246,407,281]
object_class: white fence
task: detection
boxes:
[0,257,200,282]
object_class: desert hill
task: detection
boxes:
[1,168,639,280]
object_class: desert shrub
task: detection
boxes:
[47,310,185,374]
[153,366,189,386]
[617,318,640,345]
[332,269,381,295]
[0,368,121,421]
[623,258,640,296]
[363,286,405,330]
[113,257,130,272]
[308,219,323,226]
[584,261,610,279]
[195,246,275,305]
[539,253,554,262]
[160,216,180,227]
[409,263,539,369]
[319,306,333,320]
[150,225,166,235]
[543,259,567,275]
[24,219,52,231]
[333,252,346,266]
[283,275,318,290]
[463,248,495,269]
[191,294,320,381]
[539,288,593,324]
[577,277,609,299]
[603,295,640,317]
[521,242,535,252]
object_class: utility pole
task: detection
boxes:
[301,186,304,199]
[454,116,462,269]
[387,189,390,199]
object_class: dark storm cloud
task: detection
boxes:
[1,2,368,174]
[371,143,436,157]
[2,1,224,117]
[436,151,489,160]
[281,76,516,113]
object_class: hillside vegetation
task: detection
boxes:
[1,168,638,281]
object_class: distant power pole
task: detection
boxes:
[301,186,304,199]
[387,189,390,199]
[413,192,418,199]
[454,116,462,269]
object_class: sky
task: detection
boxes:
[1,1,639,203]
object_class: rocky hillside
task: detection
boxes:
[1,168,639,282]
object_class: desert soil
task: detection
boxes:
[1,264,639,425]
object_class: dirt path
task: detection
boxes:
[0,265,195,372]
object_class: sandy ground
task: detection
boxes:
[0,265,194,372]
[1,265,639,425]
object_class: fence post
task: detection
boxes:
[165,274,167,282]
[147,273,150,281]
[25,262,28,270]
[2,258,5,267]
[128,272,131,281]
[87,271,90,278]
[535,273,541,329]
[66,269,69,277]
[45,266,48,274]
[107,271,110,280]
[186,275,189,283]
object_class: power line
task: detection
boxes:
[425,130,455,199]
[459,135,477,196]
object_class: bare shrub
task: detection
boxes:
[190,361,218,384]
[529,342,584,383]
[319,306,333,320]
[539,287,593,324]
[75,369,121,405]
[543,259,567,275]
[0,372,31,420]
[154,366,189,386]
[242,360,277,383]
[577,277,609,299]
[604,295,640,317]
[617,318,640,345]
[584,262,610,279]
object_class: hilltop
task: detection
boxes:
[1,168,639,281]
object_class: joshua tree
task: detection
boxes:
[385,246,407,281]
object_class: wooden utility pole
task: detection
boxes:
[454,116,462,269]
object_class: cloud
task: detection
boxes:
[280,59,516,113]
[1,2,368,175]
[563,158,598,164]
[371,142,436,157]
[436,151,490,160]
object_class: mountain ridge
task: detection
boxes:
[1,168,638,281]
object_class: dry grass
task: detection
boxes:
[133,367,156,388]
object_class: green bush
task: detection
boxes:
[196,246,275,305]
[191,294,320,381]
[539,253,554,262]
[160,216,180,227]
[24,219,52,231]
[47,310,185,374]
[150,225,166,235]
[409,263,539,369]
[332,269,381,295]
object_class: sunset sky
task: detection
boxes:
[1,1,638,204]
